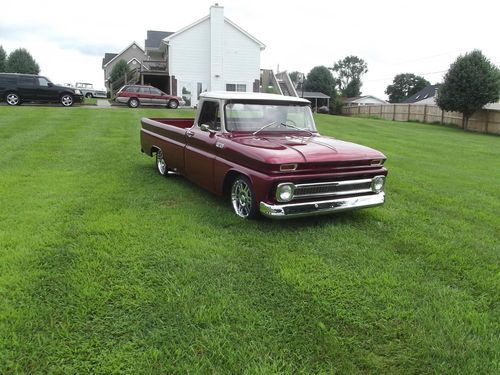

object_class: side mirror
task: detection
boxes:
[200,124,216,134]
[48,82,54,87]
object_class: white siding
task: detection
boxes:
[223,21,261,93]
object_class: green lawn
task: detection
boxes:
[0,106,498,374]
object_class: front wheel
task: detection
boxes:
[85,92,93,98]
[61,94,74,107]
[167,100,179,109]
[230,176,258,219]
[156,149,169,177]
[6,92,20,106]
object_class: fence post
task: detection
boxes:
[407,104,411,121]
[380,105,383,118]
[441,109,444,124]
[485,110,490,134]
[358,106,361,116]
[393,105,396,121]
[368,106,372,116]
[423,105,427,123]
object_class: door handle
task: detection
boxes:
[186,130,195,137]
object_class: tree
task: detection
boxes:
[343,77,362,98]
[0,46,6,72]
[110,59,130,83]
[385,73,430,103]
[437,50,500,129]
[288,71,304,89]
[331,55,367,95]
[6,48,40,74]
[304,66,335,96]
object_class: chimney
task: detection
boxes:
[210,4,224,91]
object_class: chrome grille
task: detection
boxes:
[292,178,374,200]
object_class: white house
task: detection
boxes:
[343,95,389,107]
[160,4,266,106]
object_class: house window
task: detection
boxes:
[226,84,246,92]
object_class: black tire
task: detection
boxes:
[167,100,179,109]
[5,92,20,106]
[128,98,139,108]
[230,175,259,219]
[85,92,93,98]
[60,94,74,107]
[156,149,169,177]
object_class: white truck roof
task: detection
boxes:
[200,91,310,104]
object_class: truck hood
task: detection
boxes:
[229,134,385,164]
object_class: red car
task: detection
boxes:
[116,85,184,109]
[140,92,388,219]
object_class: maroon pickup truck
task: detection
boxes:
[140,92,388,219]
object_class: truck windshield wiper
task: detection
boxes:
[279,122,314,136]
[252,121,277,135]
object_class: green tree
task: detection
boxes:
[331,55,367,95]
[288,71,304,89]
[304,66,335,96]
[0,46,6,72]
[110,59,130,83]
[6,48,40,74]
[385,73,430,103]
[437,50,500,129]
[343,77,362,98]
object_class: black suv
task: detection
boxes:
[0,73,84,107]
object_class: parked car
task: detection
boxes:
[116,85,184,109]
[0,73,84,107]
[140,92,388,219]
[74,82,107,98]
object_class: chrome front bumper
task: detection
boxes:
[260,193,385,219]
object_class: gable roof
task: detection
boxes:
[145,30,174,49]
[102,42,145,68]
[102,53,118,68]
[403,84,441,103]
[163,15,265,50]
[344,95,388,104]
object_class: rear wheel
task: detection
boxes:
[128,98,139,108]
[230,176,258,219]
[85,92,93,98]
[156,149,169,177]
[6,92,20,106]
[167,100,179,109]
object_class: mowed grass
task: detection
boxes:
[0,106,498,374]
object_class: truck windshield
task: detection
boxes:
[225,102,316,133]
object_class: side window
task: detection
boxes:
[38,77,50,87]
[126,86,139,93]
[18,77,36,88]
[139,87,151,94]
[150,88,162,95]
[198,101,220,131]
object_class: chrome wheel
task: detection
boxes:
[128,98,139,108]
[6,93,20,106]
[168,100,179,109]
[231,177,255,218]
[61,94,74,107]
[156,149,167,176]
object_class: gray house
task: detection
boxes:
[102,42,148,89]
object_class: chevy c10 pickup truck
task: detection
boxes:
[140,92,388,219]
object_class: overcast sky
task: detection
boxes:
[1,0,499,99]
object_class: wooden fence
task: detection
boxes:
[342,104,500,135]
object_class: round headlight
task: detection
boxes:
[276,183,294,202]
[371,176,385,193]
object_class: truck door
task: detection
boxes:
[184,100,221,192]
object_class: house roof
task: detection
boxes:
[145,30,174,49]
[403,84,441,103]
[102,42,145,68]
[343,95,388,104]
[163,15,265,50]
[299,91,331,99]
[102,53,118,68]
